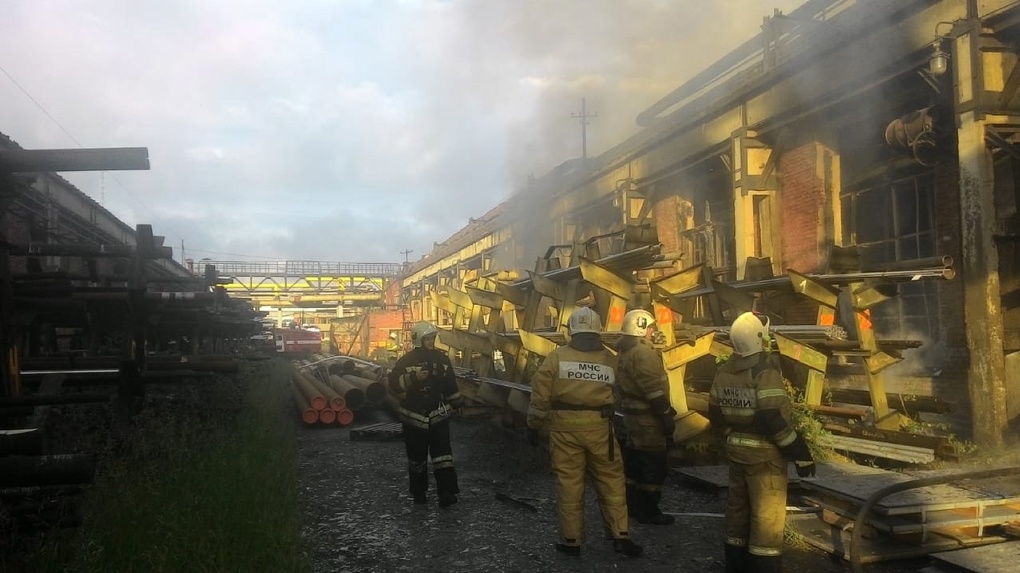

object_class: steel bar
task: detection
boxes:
[0,392,110,408]
[0,429,44,456]
[849,466,1020,573]
[826,388,953,414]
[511,243,663,289]
[0,454,96,487]
[0,147,150,172]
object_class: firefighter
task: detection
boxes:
[615,309,676,525]
[526,307,643,558]
[387,321,463,507]
[708,311,815,573]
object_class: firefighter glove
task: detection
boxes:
[526,427,540,447]
[795,460,817,478]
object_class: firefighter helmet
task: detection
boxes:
[411,321,438,348]
[567,307,602,335]
[730,311,770,357]
[621,309,655,337]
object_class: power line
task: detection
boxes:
[0,64,84,148]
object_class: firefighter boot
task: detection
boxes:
[612,538,644,557]
[438,493,458,508]
[555,543,581,557]
[724,543,748,573]
[636,490,674,525]
[747,553,782,573]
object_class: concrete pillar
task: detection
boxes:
[954,25,1008,446]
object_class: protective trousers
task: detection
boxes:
[549,424,629,547]
[621,414,668,519]
[725,457,786,571]
[403,420,459,497]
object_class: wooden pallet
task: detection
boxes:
[349,421,403,441]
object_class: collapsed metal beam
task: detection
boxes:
[0,147,150,172]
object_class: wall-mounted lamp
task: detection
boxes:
[929,37,949,76]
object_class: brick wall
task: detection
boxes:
[653,195,683,255]
[779,142,826,274]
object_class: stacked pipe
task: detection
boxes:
[291,368,353,426]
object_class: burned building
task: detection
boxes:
[400,0,1020,447]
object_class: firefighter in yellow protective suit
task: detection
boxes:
[708,311,815,573]
[615,309,676,525]
[388,321,462,508]
[526,307,643,558]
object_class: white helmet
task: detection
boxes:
[730,312,770,357]
[567,307,602,335]
[411,321,438,348]
[622,309,655,337]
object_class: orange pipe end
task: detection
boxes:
[318,408,337,424]
[310,396,327,410]
[330,397,346,411]
[336,409,354,426]
[301,408,319,425]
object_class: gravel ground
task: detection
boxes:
[296,413,931,573]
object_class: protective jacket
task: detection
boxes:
[615,337,670,419]
[388,346,461,430]
[708,353,802,465]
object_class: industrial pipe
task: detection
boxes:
[292,375,327,410]
[318,408,337,425]
[335,408,355,426]
[341,374,387,405]
[297,371,346,411]
[291,385,319,425]
[327,375,366,411]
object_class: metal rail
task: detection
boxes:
[849,465,1020,573]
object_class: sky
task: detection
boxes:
[0,0,806,266]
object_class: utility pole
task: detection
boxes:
[571,97,597,159]
[400,249,413,263]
